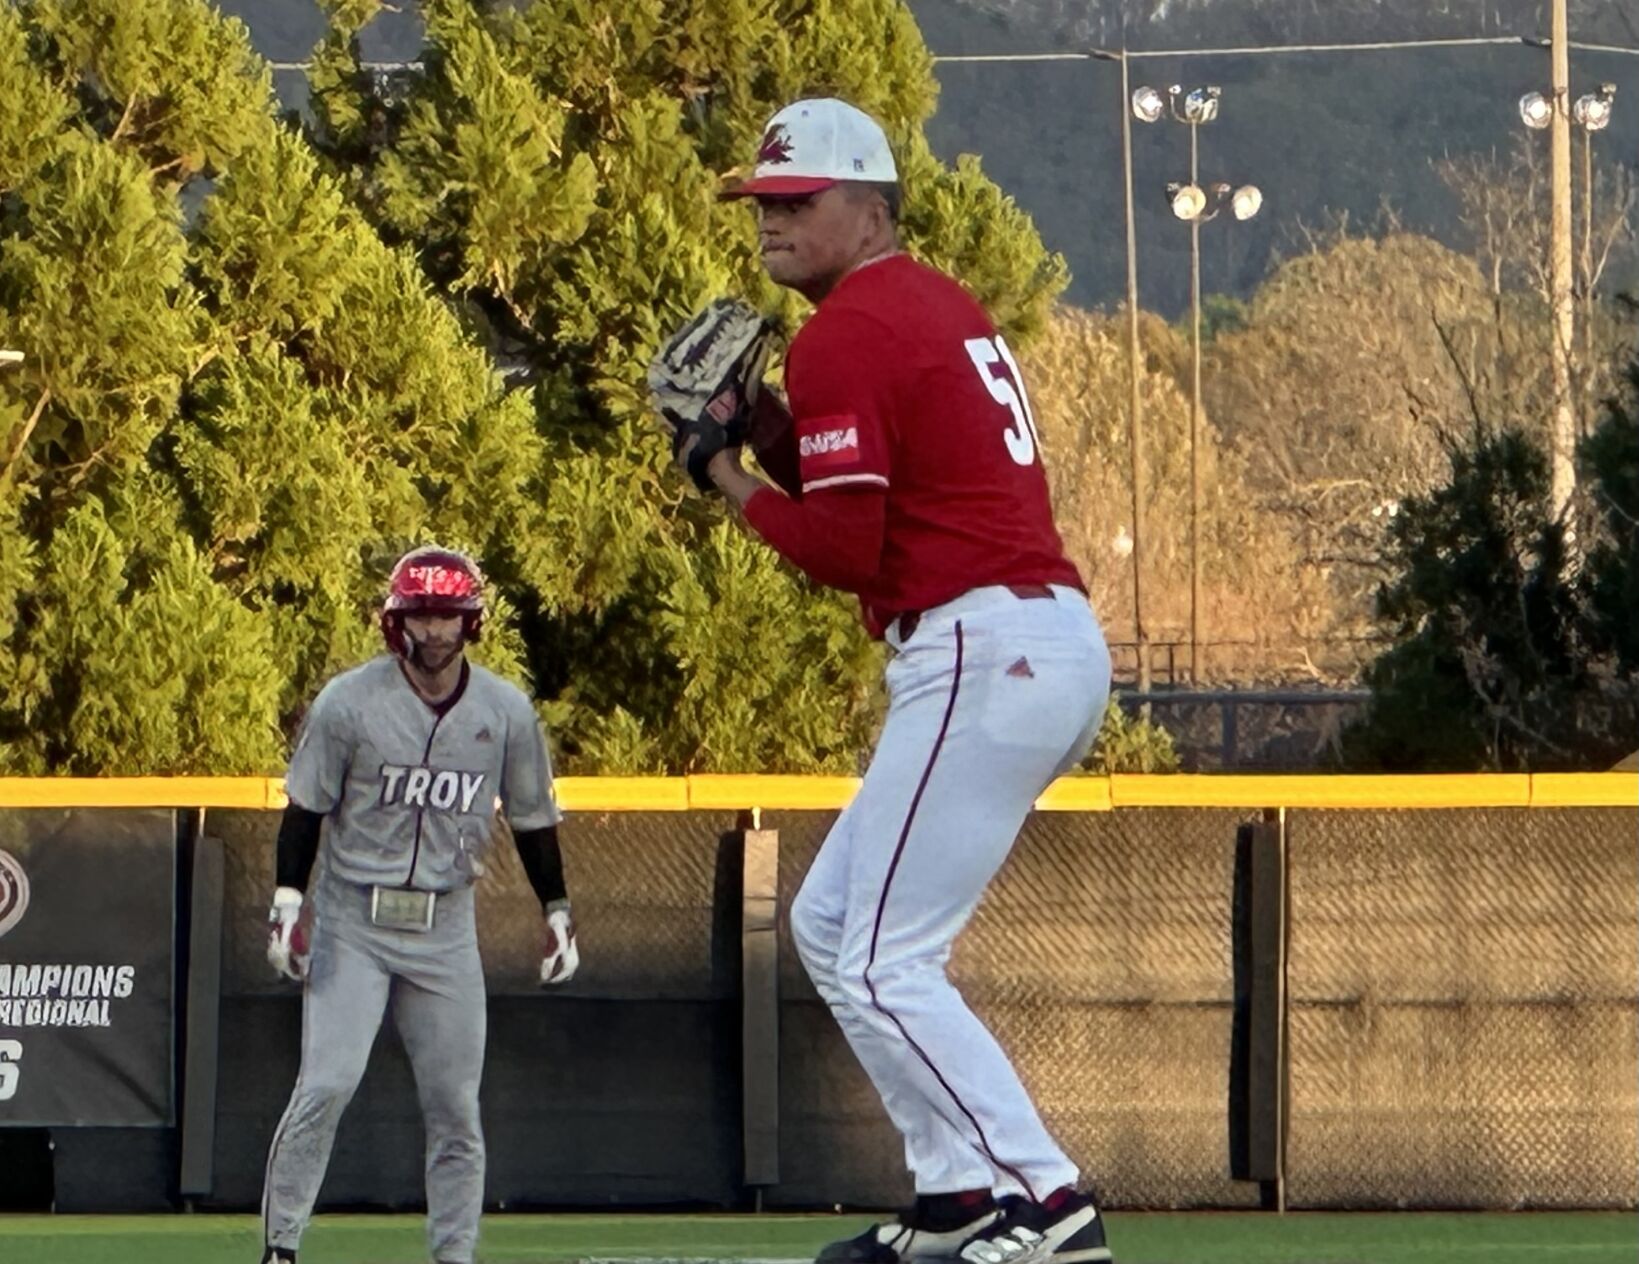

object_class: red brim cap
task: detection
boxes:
[719,174,840,200]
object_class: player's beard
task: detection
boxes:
[406,630,463,676]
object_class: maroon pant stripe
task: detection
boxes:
[862,621,1039,1202]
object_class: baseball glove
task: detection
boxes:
[648,298,776,492]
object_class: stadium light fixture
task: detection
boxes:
[1573,83,1616,131]
[1133,84,1222,126]
[1131,85,1167,124]
[1166,182,1263,225]
[1519,91,1553,130]
[1180,85,1221,124]
[1168,182,1208,221]
[1231,184,1264,221]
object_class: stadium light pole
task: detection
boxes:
[1084,46,1155,693]
[1134,83,1261,685]
[1521,55,1615,480]
[1573,84,1615,427]
[1184,120,1207,689]
[1515,0,1577,516]
[1118,51,1151,694]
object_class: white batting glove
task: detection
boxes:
[266,887,311,983]
[539,903,579,986]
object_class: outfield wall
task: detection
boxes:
[0,775,1632,1212]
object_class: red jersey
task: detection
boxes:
[743,253,1082,637]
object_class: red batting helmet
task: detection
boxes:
[380,546,485,657]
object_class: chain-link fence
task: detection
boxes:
[1287,807,1638,1207]
[209,792,1637,1209]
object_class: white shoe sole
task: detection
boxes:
[1042,1206,1111,1264]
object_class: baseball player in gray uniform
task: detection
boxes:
[258,546,578,1264]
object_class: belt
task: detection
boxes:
[892,583,1056,644]
[369,885,438,931]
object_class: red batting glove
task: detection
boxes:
[266,887,311,983]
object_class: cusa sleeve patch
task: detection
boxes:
[797,414,888,492]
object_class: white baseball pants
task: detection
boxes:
[792,583,1111,1199]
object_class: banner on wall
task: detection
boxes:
[0,810,175,1127]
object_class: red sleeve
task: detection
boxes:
[738,307,898,592]
[783,308,894,496]
[742,485,886,593]
[747,392,802,498]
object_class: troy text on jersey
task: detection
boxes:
[378,765,488,812]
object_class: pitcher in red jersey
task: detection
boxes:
[694,99,1114,1264]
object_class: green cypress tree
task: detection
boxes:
[0,0,1069,775]
[0,0,550,772]
[184,124,547,696]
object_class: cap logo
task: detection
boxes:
[757,123,795,165]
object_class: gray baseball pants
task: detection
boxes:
[262,874,486,1263]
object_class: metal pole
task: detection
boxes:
[1580,123,1594,432]
[1189,122,1204,685]
[1275,804,1290,1215]
[1549,0,1576,514]
[1120,51,1151,694]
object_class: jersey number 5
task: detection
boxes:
[964,335,1042,466]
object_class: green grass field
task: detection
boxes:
[0,1212,1635,1264]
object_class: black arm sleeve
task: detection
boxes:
[275,805,325,892]
[514,825,568,910]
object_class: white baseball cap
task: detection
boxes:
[722,98,898,199]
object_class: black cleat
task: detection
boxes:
[816,1197,1001,1264]
[957,1191,1111,1264]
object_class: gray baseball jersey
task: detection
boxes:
[284,655,561,892]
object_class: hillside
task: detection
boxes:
[223,2,1637,313]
